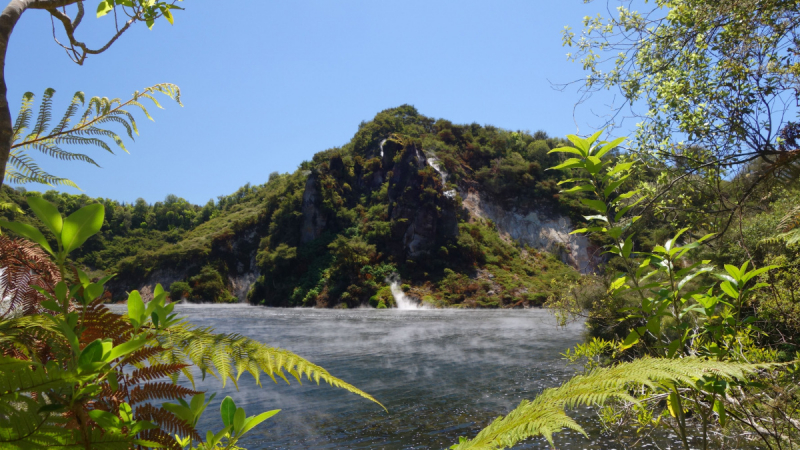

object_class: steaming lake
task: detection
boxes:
[161,305,627,449]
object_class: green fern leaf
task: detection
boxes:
[159,323,386,411]
[50,91,85,135]
[11,92,34,142]
[29,88,55,139]
[452,357,766,449]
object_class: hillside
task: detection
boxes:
[0,106,598,307]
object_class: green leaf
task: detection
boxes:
[719,281,739,299]
[620,330,640,350]
[713,399,726,426]
[239,409,280,436]
[603,175,629,198]
[566,134,590,153]
[561,184,595,193]
[127,291,144,328]
[107,335,148,361]
[548,146,585,157]
[221,396,236,427]
[79,339,105,368]
[667,391,681,417]
[0,220,54,254]
[724,264,742,282]
[622,235,634,258]
[594,136,626,158]
[233,407,246,435]
[27,196,63,237]
[646,316,661,335]
[96,0,113,17]
[550,158,585,171]
[61,203,104,254]
[586,130,603,146]
[580,198,607,214]
[606,162,634,177]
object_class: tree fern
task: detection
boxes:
[761,205,800,246]
[6,83,181,189]
[157,323,387,410]
[452,357,766,449]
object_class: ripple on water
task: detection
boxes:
[108,304,685,449]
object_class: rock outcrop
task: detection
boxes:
[460,188,601,273]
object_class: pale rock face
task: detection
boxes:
[459,189,601,274]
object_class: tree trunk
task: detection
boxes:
[0,0,79,190]
[0,0,28,190]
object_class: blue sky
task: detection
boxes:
[7,1,622,205]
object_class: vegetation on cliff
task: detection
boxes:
[2,106,586,307]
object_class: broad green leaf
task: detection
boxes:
[713,399,726,426]
[583,214,608,223]
[586,129,603,146]
[233,407,246,435]
[0,220,54,254]
[79,339,105,368]
[620,330,640,350]
[221,396,236,427]
[724,264,742,282]
[606,162,634,177]
[27,196,63,237]
[603,175,629,198]
[667,391,681,417]
[646,316,661,335]
[107,335,148,361]
[154,283,165,298]
[548,146,585,157]
[163,403,195,424]
[622,235,633,258]
[96,0,113,17]
[561,184,595,193]
[128,291,144,328]
[719,281,739,299]
[550,158,585,171]
[594,136,626,158]
[62,203,104,254]
[740,265,776,284]
[566,134,590,153]
[239,409,280,436]
[580,198,607,214]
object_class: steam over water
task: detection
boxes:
[159,305,628,449]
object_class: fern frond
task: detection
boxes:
[19,141,100,166]
[778,205,800,233]
[135,404,201,442]
[50,91,85,135]
[452,357,766,449]
[0,236,59,319]
[93,115,134,140]
[142,83,182,106]
[129,382,198,405]
[29,88,55,139]
[129,363,188,384]
[160,323,386,411]
[11,92,34,141]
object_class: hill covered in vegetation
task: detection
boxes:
[1,105,592,307]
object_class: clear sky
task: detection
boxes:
[7,1,622,205]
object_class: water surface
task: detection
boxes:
[163,305,607,449]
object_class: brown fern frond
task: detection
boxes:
[129,363,188,384]
[120,346,164,368]
[0,236,59,319]
[136,426,183,450]
[135,404,201,442]
[129,382,198,405]
[79,299,132,346]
